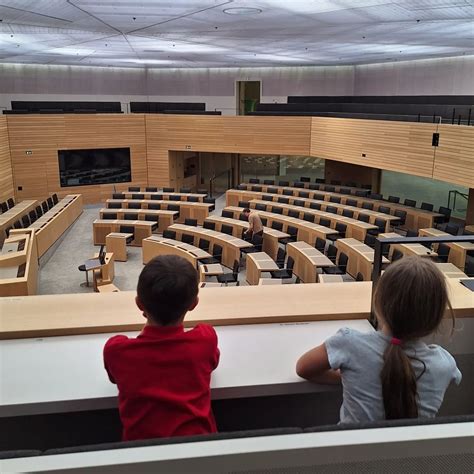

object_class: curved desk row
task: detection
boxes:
[99,208,177,233]
[120,191,207,202]
[106,199,213,224]
[0,199,38,245]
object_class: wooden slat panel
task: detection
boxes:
[310,117,437,179]
[0,116,14,203]
[6,114,148,204]
[433,125,474,188]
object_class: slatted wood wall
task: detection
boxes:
[0,116,14,203]
[6,114,147,204]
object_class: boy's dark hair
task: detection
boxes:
[137,255,199,326]
[243,208,251,213]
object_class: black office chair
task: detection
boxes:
[180,187,191,193]
[267,187,278,194]
[277,197,289,204]
[299,191,310,199]
[124,213,136,220]
[21,215,30,228]
[275,248,286,268]
[217,260,240,286]
[198,238,210,252]
[13,220,23,229]
[241,233,263,255]
[128,186,140,192]
[368,217,386,235]
[355,190,367,197]
[249,178,260,184]
[280,225,298,245]
[310,202,321,210]
[328,223,347,241]
[119,225,135,244]
[315,237,326,252]
[169,195,181,201]
[47,197,54,209]
[282,189,293,196]
[146,187,158,192]
[288,209,300,218]
[300,177,310,183]
[184,218,198,227]
[308,183,319,190]
[167,204,180,216]
[364,234,376,248]
[182,233,195,245]
[128,202,141,209]
[278,180,290,187]
[108,202,121,209]
[388,196,400,203]
[112,193,123,199]
[7,198,15,209]
[0,202,7,213]
[392,210,407,227]
[35,205,43,217]
[4,226,13,237]
[420,202,434,212]
[187,196,199,202]
[200,244,223,265]
[326,206,338,214]
[315,178,325,184]
[339,188,351,195]
[436,243,450,263]
[465,260,474,277]
[362,202,374,210]
[203,221,216,230]
[222,210,234,218]
[293,199,305,207]
[445,223,459,236]
[369,193,383,200]
[221,224,234,236]
[356,272,364,281]
[434,206,452,226]
[151,194,164,200]
[325,185,336,192]
[293,181,304,188]
[28,210,37,223]
[132,193,145,200]
[148,203,161,210]
[144,215,159,231]
[358,213,370,223]
[406,230,418,237]
[303,213,315,223]
[52,193,58,205]
[271,206,283,215]
[163,229,176,240]
[378,206,391,215]
[404,198,416,207]
[342,209,354,218]
[263,179,275,185]
[329,196,341,204]
[271,221,283,232]
[326,244,338,263]
[392,249,404,262]
[346,199,358,207]
[319,218,331,228]
[270,256,294,280]
[239,213,248,222]
[323,252,348,275]
[262,194,273,201]
[251,186,262,192]
[163,187,175,192]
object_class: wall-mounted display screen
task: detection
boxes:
[58,147,131,187]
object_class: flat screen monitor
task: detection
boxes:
[58,147,131,187]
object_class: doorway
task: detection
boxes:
[236,81,261,115]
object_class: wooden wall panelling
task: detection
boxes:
[7,114,148,204]
[0,116,14,203]
[432,125,474,188]
[310,117,437,179]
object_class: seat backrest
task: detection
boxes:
[199,238,210,250]
[282,189,293,196]
[221,224,234,235]
[326,206,338,214]
[338,252,348,268]
[329,196,341,203]
[263,179,274,185]
[169,195,181,201]
[315,237,326,251]
[314,194,325,201]
[293,199,305,207]
[128,186,140,192]
[163,230,176,240]
[340,188,351,195]
[203,221,216,230]
[47,197,54,208]
[276,247,286,266]
[112,193,123,199]
[342,209,353,218]
[239,213,248,222]
[28,210,37,221]
[182,233,194,244]
[287,225,298,237]
[420,202,434,212]
[271,206,283,215]
[278,180,290,187]
[0,202,8,213]
[369,193,383,200]
[294,182,304,188]
[439,206,451,218]
[151,194,164,200]
[438,243,450,257]
[108,202,121,209]
[120,225,135,235]
[13,220,23,229]
[308,183,319,190]
[222,210,234,218]
[392,249,404,261]
[358,213,370,223]
[310,202,321,210]
[249,178,260,184]
[262,194,273,201]
[146,187,158,192]
[356,272,364,281]
[267,187,278,194]
[346,199,357,207]
[300,176,310,182]
[404,198,416,207]
[237,184,247,190]
[288,209,299,218]
[167,204,180,212]
[327,244,337,259]
[388,195,400,203]
[251,186,262,192]
[232,260,240,275]
[163,187,175,192]
[255,203,266,211]
[145,214,158,223]
[180,188,191,193]
[213,244,223,256]
[304,213,315,223]
[184,218,198,226]
[271,221,283,232]
[324,185,335,192]
[128,202,141,209]
[375,218,386,230]
[319,218,331,227]
[132,193,145,200]
[35,205,43,216]
[315,178,325,183]
[148,203,161,210]
[124,213,136,220]
[335,223,347,234]
[406,230,418,237]
[287,256,295,270]
[445,223,459,235]
[277,197,289,204]
[362,202,373,210]
[22,215,31,227]
[394,210,407,221]
[299,191,310,198]
[364,234,376,247]
[187,196,199,202]
[252,233,263,248]
[379,206,391,214]
[7,198,15,208]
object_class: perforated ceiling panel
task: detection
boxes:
[0,1,472,67]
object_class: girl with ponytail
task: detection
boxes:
[296,256,462,422]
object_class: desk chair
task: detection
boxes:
[200,244,223,265]
[28,210,37,223]
[280,225,298,244]
[128,202,141,209]
[329,196,341,204]
[434,206,451,227]
[310,202,321,210]
[364,234,376,248]
[167,204,180,217]
[47,197,54,209]
[358,213,370,223]
[169,195,181,201]
[362,202,374,210]
[7,198,15,209]
[378,206,391,215]
[271,206,283,215]
[270,256,294,280]
[406,230,418,237]
[239,201,250,208]
[187,196,199,202]
[328,223,346,241]
[275,248,286,268]
[185,218,198,227]
[241,234,263,257]
[421,202,434,212]
[255,203,267,211]
[151,194,164,200]
[293,182,304,188]
[315,237,326,253]
[203,196,215,209]
[144,215,159,231]
[222,210,234,218]
[326,244,338,263]
[392,249,404,262]
[13,220,22,229]
[445,223,459,236]
[271,221,283,232]
[346,199,358,207]
[388,196,400,203]
[217,260,240,286]
[260,217,267,226]
[277,197,289,204]
[52,193,58,205]
[180,187,191,193]
[112,193,123,199]
[239,213,248,221]
[293,199,305,207]
[339,188,351,195]
[267,187,278,194]
[404,198,416,207]
[342,209,354,218]
[21,215,30,228]
[130,193,144,200]
[198,238,210,252]
[325,185,336,192]
[279,180,290,187]
[282,189,293,196]
[4,226,13,237]
[118,226,134,244]
[182,233,194,244]
[262,194,273,201]
[148,203,161,210]
[128,186,140,192]
[392,210,407,227]
[368,218,386,236]
[263,179,274,185]
[162,187,174,192]
[288,209,300,218]
[303,213,315,223]
[108,202,121,209]
[355,190,367,197]
[315,178,325,184]
[124,213,136,220]
[35,205,43,217]
[326,206,338,214]
[203,221,216,230]
[300,176,311,183]
[249,178,260,184]
[308,183,319,190]
[319,218,331,228]
[313,193,324,201]
[465,260,474,277]
[146,187,158,192]
[163,229,176,240]
[435,243,450,263]
[251,186,262,192]
[323,252,348,275]
[369,193,383,200]
[299,191,310,199]
[221,224,234,236]
[0,202,7,213]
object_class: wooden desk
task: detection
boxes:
[105,233,132,262]
[0,229,38,296]
[28,194,83,257]
[106,199,212,224]
[169,223,252,268]
[248,199,376,242]
[379,232,438,259]
[258,278,282,285]
[234,185,442,231]
[318,274,344,283]
[199,263,225,281]
[93,219,154,246]
[142,236,211,268]
[122,191,206,202]
[419,228,474,269]
[0,199,38,245]
[465,225,474,234]
[224,206,337,246]
[336,238,390,281]
[99,208,177,233]
[204,215,289,261]
[246,252,279,285]
[91,252,115,288]
[287,241,334,283]
[435,263,468,279]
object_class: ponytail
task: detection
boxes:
[381,343,418,419]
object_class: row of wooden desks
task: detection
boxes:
[120,191,207,202]
[236,184,443,231]
[0,199,38,245]
[106,199,213,224]
[93,219,155,246]
[99,208,177,233]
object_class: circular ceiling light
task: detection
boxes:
[223,7,262,15]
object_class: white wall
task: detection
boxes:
[0,56,472,114]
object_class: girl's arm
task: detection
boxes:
[296,343,341,385]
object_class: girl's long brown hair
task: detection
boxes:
[373,257,453,419]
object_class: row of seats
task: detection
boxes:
[106,203,180,215]
[0,197,15,213]
[4,194,58,238]
[246,178,371,193]
[126,186,193,193]
[287,95,474,105]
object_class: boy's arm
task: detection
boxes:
[103,335,126,384]
[296,343,341,385]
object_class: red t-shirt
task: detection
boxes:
[103,323,220,441]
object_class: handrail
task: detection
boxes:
[209,168,233,198]
[371,234,474,326]
[448,190,468,211]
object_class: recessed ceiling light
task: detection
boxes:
[223,7,262,15]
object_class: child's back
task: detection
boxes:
[104,255,219,441]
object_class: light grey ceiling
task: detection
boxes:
[0,0,473,68]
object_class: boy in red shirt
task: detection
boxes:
[103,255,220,441]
